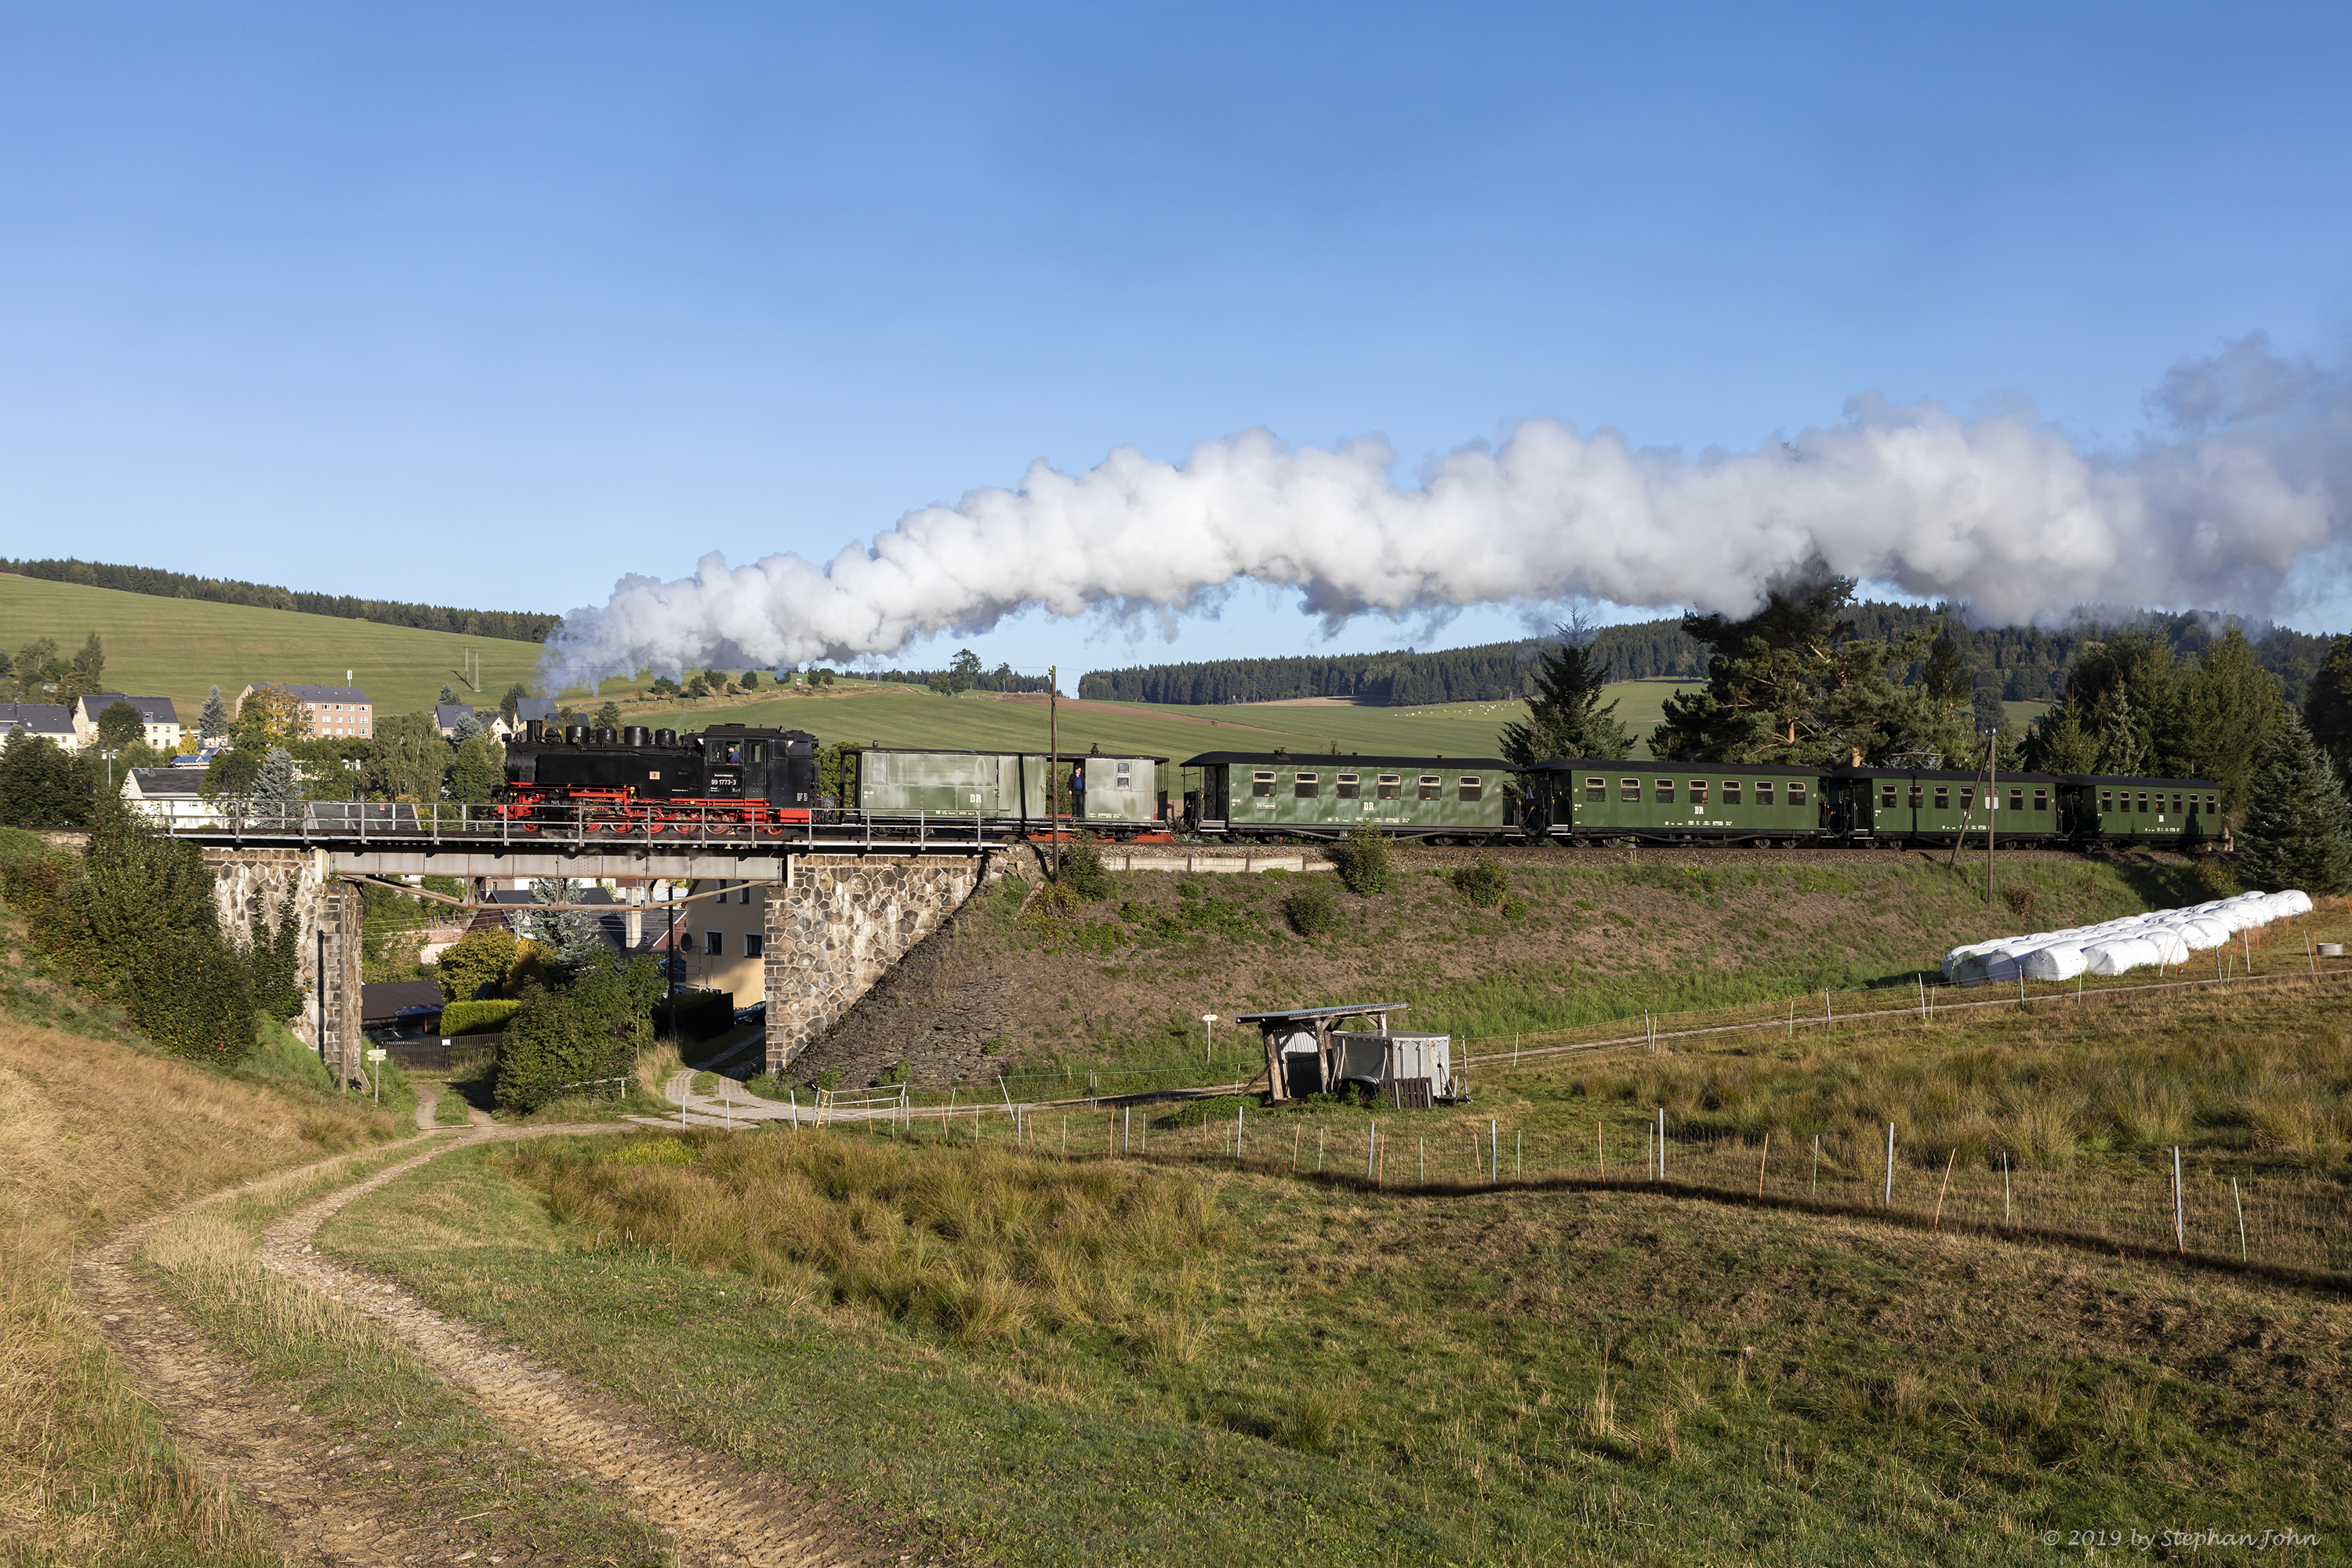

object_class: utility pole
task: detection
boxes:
[1986,728,1996,906]
[1048,664,1060,882]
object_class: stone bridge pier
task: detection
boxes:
[201,847,366,1087]
[761,853,999,1077]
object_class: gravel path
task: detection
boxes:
[74,1129,867,1566]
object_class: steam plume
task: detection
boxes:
[542,335,2350,687]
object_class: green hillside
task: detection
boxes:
[0,572,547,721]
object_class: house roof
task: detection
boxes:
[278,685,371,704]
[435,703,487,729]
[125,767,205,799]
[361,979,446,1022]
[514,697,558,722]
[0,702,73,735]
[76,693,178,724]
[1236,1002,1407,1025]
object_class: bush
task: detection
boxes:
[1337,820,1393,896]
[1452,858,1510,909]
[436,927,521,1002]
[440,997,522,1036]
[1283,880,1344,937]
[1058,841,1112,901]
[495,951,663,1113]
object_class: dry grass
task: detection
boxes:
[0,1011,395,1563]
[512,1131,1232,1352]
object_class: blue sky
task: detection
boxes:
[4,3,2349,682]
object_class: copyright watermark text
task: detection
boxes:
[2042,1527,2321,1552]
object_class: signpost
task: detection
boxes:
[365,1047,388,1104]
[1201,1012,1218,1065]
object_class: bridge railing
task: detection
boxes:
[156,799,1010,852]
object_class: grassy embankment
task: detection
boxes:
[0,832,413,1563]
[321,1073,2352,1566]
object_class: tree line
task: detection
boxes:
[1074,603,2332,709]
[1,557,560,643]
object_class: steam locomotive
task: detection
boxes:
[502,720,819,834]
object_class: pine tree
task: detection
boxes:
[439,684,457,706]
[2234,710,2352,895]
[198,684,230,742]
[2175,626,2285,809]
[2303,634,2352,790]
[2022,694,2100,774]
[2092,689,2147,777]
[521,877,608,972]
[1497,619,1634,764]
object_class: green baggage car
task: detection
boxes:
[844,748,1169,835]
[1181,752,1518,843]
[1523,760,1824,844]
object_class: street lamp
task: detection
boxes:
[1201,1012,1218,1065]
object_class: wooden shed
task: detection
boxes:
[1242,1003,1456,1108]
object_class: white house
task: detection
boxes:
[0,702,75,746]
[122,767,217,825]
[71,694,181,752]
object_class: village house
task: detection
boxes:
[71,693,181,751]
[0,702,75,746]
[241,681,372,739]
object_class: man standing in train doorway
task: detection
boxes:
[1069,757,1087,820]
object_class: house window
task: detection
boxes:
[1688,781,1708,805]
[744,934,764,958]
[739,884,753,904]
[1788,783,1806,806]
[1418,775,1441,800]
[1584,777,1606,803]
[1723,782,1741,806]
[1655,779,1675,803]
[1252,771,1276,798]
[1621,778,1641,801]
[1934,787,1950,810]
[1879,784,1897,809]
[1458,777,1483,801]
[1335,773,1359,800]
[1377,775,1400,800]
[1294,772,1319,799]
[703,931,722,956]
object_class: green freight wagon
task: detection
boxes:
[1823,767,2068,846]
[1181,752,1518,842]
[2056,774,2223,848]
[845,748,1169,833]
[1523,760,1824,844]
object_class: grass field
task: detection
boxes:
[321,1069,2352,1566]
[0,572,563,724]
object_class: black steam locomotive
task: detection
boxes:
[502,720,819,834]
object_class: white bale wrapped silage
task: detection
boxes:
[2279,889,2314,916]
[2085,938,2164,976]
[2176,918,2230,951]
[2023,945,2088,981]
[2147,930,2190,967]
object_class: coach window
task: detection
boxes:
[1585,776,1606,803]
[2138,792,2150,813]
[1755,781,1773,804]
[1295,772,1319,800]
[1335,773,1359,800]
[1621,778,1641,802]
[1252,771,1276,798]
[1960,787,1975,814]
[2009,788,2024,812]
[2033,789,2048,811]
[1459,777,1483,802]
[1879,783,1897,809]
[1655,778,1676,804]
[1377,775,1400,800]
[1722,782,1741,806]
[2172,793,2184,814]
[703,931,722,956]
[2205,793,2217,813]
[744,934,764,959]
[1418,775,1441,801]
[1934,786,1950,811]
[1688,780,1708,805]
[1788,782,1806,807]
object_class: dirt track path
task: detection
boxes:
[74,1129,867,1566]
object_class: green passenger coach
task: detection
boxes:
[2058,774,2222,847]
[1823,767,2067,846]
[1181,752,1517,842]
[1523,760,1823,844]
